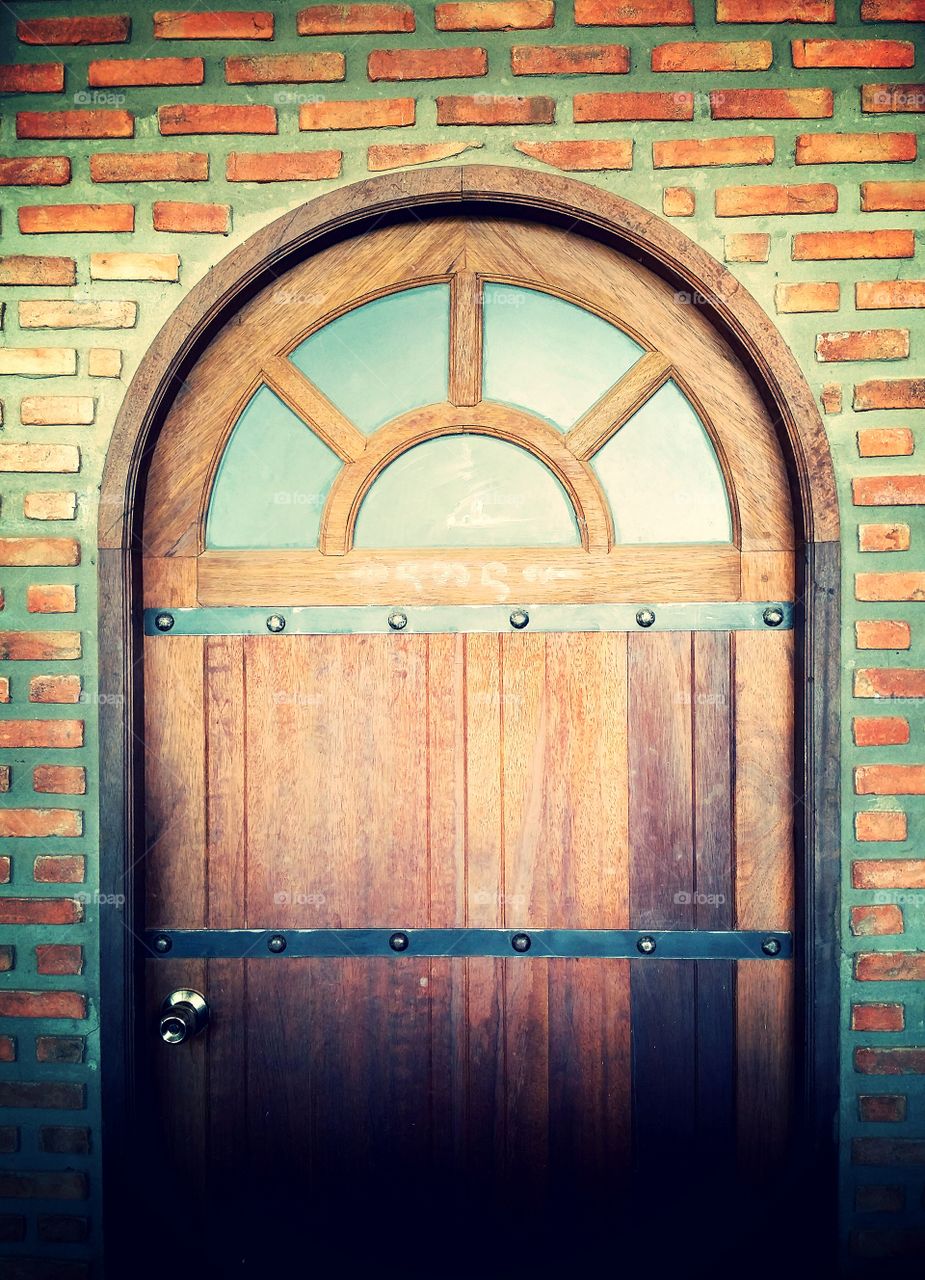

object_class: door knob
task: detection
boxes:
[159,989,209,1045]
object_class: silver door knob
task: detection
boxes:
[159,989,209,1045]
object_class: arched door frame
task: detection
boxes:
[98,166,840,1264]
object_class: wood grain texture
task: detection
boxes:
[566,351,671,461]
[262,356,367,462]
[450,269,482,407]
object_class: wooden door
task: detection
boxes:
[139,217,797,1273]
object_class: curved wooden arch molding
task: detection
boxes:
[100,166,838,550]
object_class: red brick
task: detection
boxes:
[368,48,487,80]
[226,151,342,182]
[159,104,277,135]
[711,88,832,119]
[718,0,834,15]
[854,475,925,506]
[856,1053,925,1078]
[653,41,771,71]
[575,0,693,22]
[0,256,75,286]
[852,1004,905,1031]
[89,56,204,87]
[0,899,83,926]
[154,11,273,39]
[855,812,909,842]
[852,905,905,936]
[724,233,770,262]
[0,769,8,792]
[855,1184,905,1211]
[0,947,14,972]
[36,946,84,976]
[575,91,692,121]
[818,329,908,361]
[856,380,925,411]
[0,992,86,1020]
[91,151,208,183]
[33,766,86,795]
[857,953,925,981]
[653,136,774,167]
[857,428,914,457]
[153,201,230,234]
[0,720,82,749]
[17,16,130,45]
[0,539,77,568]
[859,1095,907,1121]
[36,1037,85,1065]
[663,187,694,216]
[793,39,915,68]
[858,523,910,551]
[514,140,633,170]
[297,5,415,33]
[855,668,925,698]
[796,132,916,163]
[513,44,630,75]
[0,1040,15,1064]
[39,1129,90,1156]
[34,856,86,884]
[0,1089,83,1119]
[0,156,70,186]
[857,277,925,305]
[854,717,910,746]
[27,585,77,613]
[368,141,483,169]
[29,675,83,703]
[225,53,345,83]
[17,110,133,140]
[821,384,842,414]
[0,810,83,839]
[19,204,134,234]
[435,1,554,28]
[300,98,414,129]
[0,64,65,94]
[437,95,554,124]
[862,0,925,14]
[716,182,836,216]
[863,84,925,114]
[857,765,925,795]
[775,281,840,313]
[794,230,914,260]
[1,633,80,663]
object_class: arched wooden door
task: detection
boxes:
[139,216,796,1273]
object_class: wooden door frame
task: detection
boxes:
[97,165,840,1266]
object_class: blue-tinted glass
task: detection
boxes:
[591,381,732,544]
[206,385,342,549]
[289,284,451,433]
[354,434,580,548]
[482,284,644,430]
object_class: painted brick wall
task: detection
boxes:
[0,0,923,1273]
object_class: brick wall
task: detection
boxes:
[0,1,922,1273]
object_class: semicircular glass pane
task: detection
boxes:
[354,434,580,548]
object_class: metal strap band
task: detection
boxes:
[144,601,793,637]
[145,928,792,961]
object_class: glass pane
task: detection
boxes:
[206,385,342,549]
[354,434,580,548]
[482,284,643,430]
[591,381,732,544]
[289,284,451,434]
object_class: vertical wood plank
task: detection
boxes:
[449,269,482,407]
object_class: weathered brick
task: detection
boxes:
[89,56,204,87]
[0,766,9,788]
[818,329,908,361]
[0,993,86,1020]
[852,905,904,936]
[793,39,915,68]
[0,810,83,839]
[39,1128,90,1156]
[717,0,834,16]
[857,953,925,981]
[90,252,179,282]
[34,856,86,884]
[653,40,771,71]
[863,84,925,114]
[0,899,83,926]
[653,136,774,167]
[368,48,487,80]
[296,5,414,33]
[437,94,554,124]
[0,947,14,972]
[27,585,78,613]
[854,475,925,506]
[20,300,136,330]
[0,64,65,93]
[716,182,837,216]
[855,380,925,410]
[711,88,832,118]
[17,110,133,140]
[0,349,78,379]
[513,140,632,170]
[1,633,80,662]
[796,132,916,163]
[855,812,909,842]
[38,1214,90,1243]
[861,0,925,14]
[88,348,122,377]
[36,945,84,976]
[300,98,414,129]
[0,157,70,187]
[858,523,911,551]
[0,1169,89,1199]
[368,141,482,169]
[855,668,925,698]
[0,539,79,566]
[857,428,914,457]
[35,1037,85,1064]
[153,201,231,234]
[159,104,277,135]
[857,278,925,306]
[575,0,694,22]
[855,1184,905,1211]
[663,187,694,216]
[29,675,83,702]
[154,11,273,39]
[795,230,914,260]
[17,16,130,45]
[91,151,208,182]
[575,91,693,121]
[724,233,770,262]
[33,766,85,794]
[21,396,94,427]
[821,383,843,414]
[19,204,134,234]
[435,1,554,28]
[225,53,345,83]
[857,765,925,795]
[859,1094,907,1121]
[852,1004,905,1032]
[0,256,75,286]
[0,721,83,749]
[513,44,630,75]
[775,281,840,313]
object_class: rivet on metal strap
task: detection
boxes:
[509,609,530,631]
[761,937,782,956]
[266,614,286,633]
[636,608,656,629]
[154,612,175,632]
[267,933,287,953]
[636,935,657,954]
[763,607,785,628]
[388,610,408,632]
[511,932,531,953]
[389,931,410,952]
[152,934,172,954]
